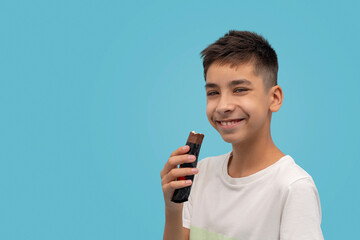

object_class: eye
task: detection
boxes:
[207,91,218,96]
[207,89,248,96]
[235,88,248,93]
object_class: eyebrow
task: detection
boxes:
[204,79,252,89]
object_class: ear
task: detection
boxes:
[269,85,283,112]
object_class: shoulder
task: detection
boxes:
[274,156,322,223]
[275,155,318,190]
[279,161,322,225]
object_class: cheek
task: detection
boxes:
[241,98,256,116]
[205,105,212,120]
[246,97,269,123]
[206,102,216,123]
[241,97,265,121]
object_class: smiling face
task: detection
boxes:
[205,62,281,145]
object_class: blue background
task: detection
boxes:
[0,0,359,239]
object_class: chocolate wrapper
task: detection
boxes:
[171,132,204,203]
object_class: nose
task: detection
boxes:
[216,94,235,114]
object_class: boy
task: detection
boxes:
[161,30,323,240]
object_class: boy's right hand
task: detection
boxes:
[160,145,199,212]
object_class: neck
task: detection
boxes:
[228,121,285,178]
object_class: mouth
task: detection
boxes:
[216,119,245,129]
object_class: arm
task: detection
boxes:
[163,208,188,240]
[161,145,198,240]
[184,227,190,239]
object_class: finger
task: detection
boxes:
[162,153,196,177]
[170,145,190,158]
[161,167,198,186]
[163,179,192,193]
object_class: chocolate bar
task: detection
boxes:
[171,131,204,203]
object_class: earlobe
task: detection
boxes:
[269,85,283,112]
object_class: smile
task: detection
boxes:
[216,119,245,129]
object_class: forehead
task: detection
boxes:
[205,62,262,89]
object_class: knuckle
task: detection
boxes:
[169,158,175,166]
[169,169,177,178]
[168,157,175,165]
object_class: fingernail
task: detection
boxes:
[183,146,188,150]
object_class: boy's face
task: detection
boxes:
[205,62,280,145]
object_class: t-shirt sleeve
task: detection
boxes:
[182,192,192,229]
[182,158,204,229]
[280,177,324,240]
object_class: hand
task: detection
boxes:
[160,145,199,212]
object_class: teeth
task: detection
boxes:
[220,120,241,126]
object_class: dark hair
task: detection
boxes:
[200,30,278,92]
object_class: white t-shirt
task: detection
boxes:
[183,151,324,240]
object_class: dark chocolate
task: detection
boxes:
[187,131,204,145]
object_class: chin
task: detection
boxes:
[222,138,236,144]
[219,126,252,143]
[219,133,244,144]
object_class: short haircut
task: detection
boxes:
[200,30,278,92]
